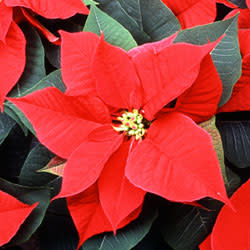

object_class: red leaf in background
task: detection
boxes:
[60,31,100,96]
[126,112,229,205]
[200,179,250,250]
[98,141,145,231]
[176,55,222,123]
[0,21,25,110]
[162,0,216,28]
[5,0,89,19]
[247,0,250,8]
[0,2,12,41]
[212,179,250,249]
[67,184,142,249]
[0,190,37,246]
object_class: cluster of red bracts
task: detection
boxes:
[1,0,250,249]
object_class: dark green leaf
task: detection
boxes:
[0,125,32,182]
[4,101,35,135]
[8,23,46,97]
[96,0,180,44]
[84,4,137,51]
[19,144,55,187]
[5,70,65,135]
[0,112,15,145]
[82,203,158,250]
[0,178,50,245]
[216,120,250,168]
[174,14,241,107]
[38,199,79,250]
[228,0,247,8]
[160,167,241,250]
[139,0,180,41]
[4,104,29,136]
[20,69,66,95]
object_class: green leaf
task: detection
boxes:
[4,101,35,135]
[174,14,241,107]
[83,0,98,5]
[96,0,180,44]
[199,117,227,184]
[216,119,250,168]
[38,199,79,250]
[0,112,15,145]
[20,69,66,95]
[84,4,137,51]
[8,23,46,97]
[0,125,32,182]
[159,167,241,250]
[4,70,65,135]
[228,0,247,8]
[19,144,55,187]
[0,178,50,245]
[82,204,158,250]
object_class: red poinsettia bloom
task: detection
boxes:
[0,0,88,110]
[0,190,37,246]
[162,0,217,29]
[9,31,229,246]
[199,178,250,250]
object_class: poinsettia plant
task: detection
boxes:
[0,1,250,250]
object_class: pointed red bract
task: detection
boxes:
[0,2,12,41]
[0,191,37,246]
[93,35,142,110]
[175,55,222,123]
[5,0,89,18]
[211,179,250,250]
[8,87,104,158]
[0,21,25,110]
[126,112,229,204]
[67,184,142,249]
[131,40,220,120]
[56,125,123,198]
[199,235,212,250]
[162,0,216,28]
[98,142,145,231]
[60,31,100,96]
[216,0,237,8]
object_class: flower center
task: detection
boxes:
[113,109,146,140]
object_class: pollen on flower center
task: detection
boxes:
[113,109,146,140]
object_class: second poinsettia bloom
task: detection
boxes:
[0,0,88,109]
[9,31,230,246]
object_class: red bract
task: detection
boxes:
[9,31,229,246]
[200,179,250,250]
[0,190,37,246]
[0,0,88,110]
[162,0,216,28]
[5,0,89,19]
